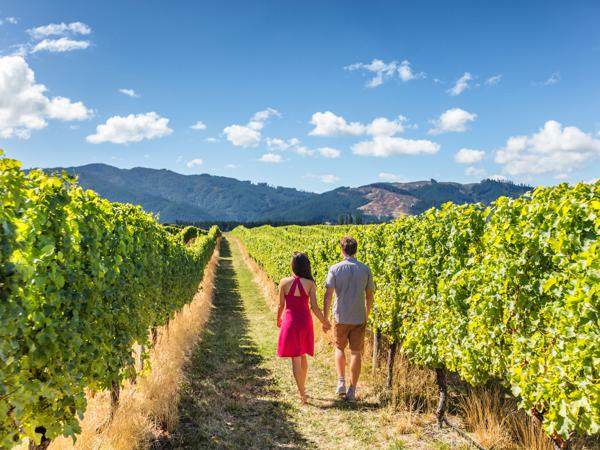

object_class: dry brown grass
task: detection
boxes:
[41,240,221,450]
[458,385,556,450]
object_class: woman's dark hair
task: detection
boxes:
[291,252,314,281]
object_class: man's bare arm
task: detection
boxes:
[323,287,335,322]
[365,288,374,320]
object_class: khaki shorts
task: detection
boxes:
[334,322,366,352]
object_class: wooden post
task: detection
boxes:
[435,367,448,429]
[28,427,50,450]
[372,329,382,372]
[151,326,158,346]
[385,341,397,389]
[110,381,120,419]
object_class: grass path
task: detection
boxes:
[159,238,466,449]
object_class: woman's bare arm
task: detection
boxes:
[276,279,286,327]
[309,281,329,328]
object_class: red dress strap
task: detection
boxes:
[286,276,306,297]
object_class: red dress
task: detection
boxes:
[277,276,314,357]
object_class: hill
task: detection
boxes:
[43,164,532,223]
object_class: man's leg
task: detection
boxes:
[349,350,362,388]
[346,324,366,401]
[334,323,349,396]
[335,347,346,379]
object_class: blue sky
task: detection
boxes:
[1,0,599,192]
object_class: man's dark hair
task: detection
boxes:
[340,236,357,256]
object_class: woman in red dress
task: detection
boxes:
[277,252,331,404]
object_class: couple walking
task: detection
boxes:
[276,236,375,404]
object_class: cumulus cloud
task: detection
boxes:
[259,152,282,163]
[447,72,473,96]
[318,147,341,158]
[0,56,92,139]
[465,166,486,177]
[32,37,90,53]
[352,136,440,157]
[345,59,424,87]
[378,172,405,182]
[309,111,409,137]
[223,108,279,147]
[0,17,18,25]
[28,21,91,38]
[310,111,438,158]
[455,148,485,164]
[190,120,207,130]
[429,108,477,135]
[86,112,173,144]
[119,88,139,98]
[309,111,365,136]
[265,137,300,150]
[534,72,560,87]
[495,120,600,176]
[485,74,502,86]
[186,158,203,168]
[320,174,340,184]
[295,146,315,157]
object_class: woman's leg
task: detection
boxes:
[301,355,308,387]
[291,357,306,402]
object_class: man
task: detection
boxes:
[323,236,374,402]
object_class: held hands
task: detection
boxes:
[322,319,332,333]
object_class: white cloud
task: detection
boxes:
[119,88,139,98]
[295,146,315,157]
[186,158,203,168]
[352,136,440,157]
[28,21,91,39]
[429,108,477,135]
[465,166,485,177]
[398,60,422,81]
[0,55,92,139]
[190,120,207,130]
[455,148,485,164]
[447,72,473,96]
[318,147,341,158]
[223,108,280,147]
[495,120,600,176]
[345,59,424,87]
[259,152,282,163]
[320,174,340,184]
[32,37,90,53]
[485,74,502,86]
[226,163,238,169]
[86,112,173,144]
[309,112,409,137]
[488,174,508,181]
[534,72,560,87]
[378,172,405,182]
[0,17,18,25]
[366,116,408,136]
[309,111,365,136]
[223,124,261,147]
[265,137,300,150]
[205,137,218,143]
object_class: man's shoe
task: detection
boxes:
[336,381,346,397]
[346,385,356,402]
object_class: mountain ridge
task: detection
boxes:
[41,163,533,223]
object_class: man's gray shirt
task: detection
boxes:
[325,257,375,325]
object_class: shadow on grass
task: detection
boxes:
[156,239,310,449]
